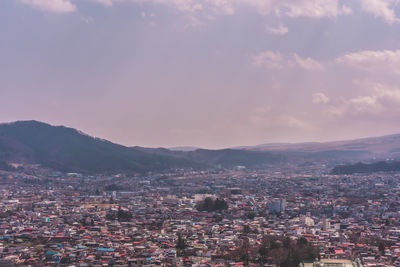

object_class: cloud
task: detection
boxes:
[349,95,380,113]
[359,0,400,24]
[80,16,94,24]
[249,107,310,130]
[253,52,324,71]
[336,49,400,75]
[234,0,351,18]
[19,0,76,13]
[278,0,352,18]
[322,82,400,117]
[89,0,114,6]
[207,0,235,15]
[252,51,285,70]
[279,115,310,129]
[369,82,400,104]
[293,54,324,71]
[312,93,330,104]
[266,24,289,35]
[90,0,351,19]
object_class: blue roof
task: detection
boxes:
[97,248,115,252]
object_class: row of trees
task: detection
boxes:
[105,206,133,221]
[196,197,228,212]
[174,227,318,266]
[222,235,319,266]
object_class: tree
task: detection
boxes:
[203,197,214,211]
[176,233,186,256]
[196,197,228,212]
[298,237,308,246]
[117,206,132,221]
[259,240,269,262]
[378,242,385,255]
[243,224,251,234]
[214,198,228,210]
[246,212,256,220]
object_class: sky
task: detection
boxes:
[1,0,400,148]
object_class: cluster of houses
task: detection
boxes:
[1,166,400,266]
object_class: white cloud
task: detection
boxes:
[253,52,324,71]
[336,49,400,75]
[360,0,400,24]
[134,0,203,13]
[349,95,380,113]
[370,82,400,104]
[279,0,351,18]
[19,0,76,13]
[249,107,310,130]
[90,0,114,6]
[233,0,351,18]
[90,0,351,19]
[279,115,310,129]
[312,93,330,104]
[322,82,400,117]
[207,0,235,15]
[294,54,324,71]
[80,16,94,23]
[252,51,285,70]
[341,5,353,15]
[266,24,289,35]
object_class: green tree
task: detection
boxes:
[176,233,186,256]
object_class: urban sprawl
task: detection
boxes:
[1,164,399,267]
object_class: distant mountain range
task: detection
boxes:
[0,120,399,174]
[168,146,200,152]
[242,134,400,155]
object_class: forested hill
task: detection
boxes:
[331,161,400,175]
[0,120,383,174]
[0,121,200,174]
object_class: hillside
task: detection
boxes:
[246,134,400,158]
[0,120,395,174]
[0,121,198,174]
[0,121,293,174]
[331,161,400,175]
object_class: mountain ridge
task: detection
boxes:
[0,120,201,174]
[0,120,398,174]
[241,134,400,155]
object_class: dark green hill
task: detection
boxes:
[186,149,284,167]
[0,121,198,173]
[0,120,379,174]
[331,161,400,175]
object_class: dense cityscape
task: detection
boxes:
[4,0,400,266]
[1,163,400,266]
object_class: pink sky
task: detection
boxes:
[1,0,400,148]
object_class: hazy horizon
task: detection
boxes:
[2,119,400,150]
[2,0,400,148]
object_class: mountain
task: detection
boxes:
[0,120,397,174]
[331,161,400,175]
[168,146,200,152]
[233,142,318,150]
[141,147,371,170]
[242,134,400,158]
[0,121,199,174]
[0,121,292,174]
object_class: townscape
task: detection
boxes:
[1,164,400,266]
[4,0,400,266]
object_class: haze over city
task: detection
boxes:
[2,0,400,148]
